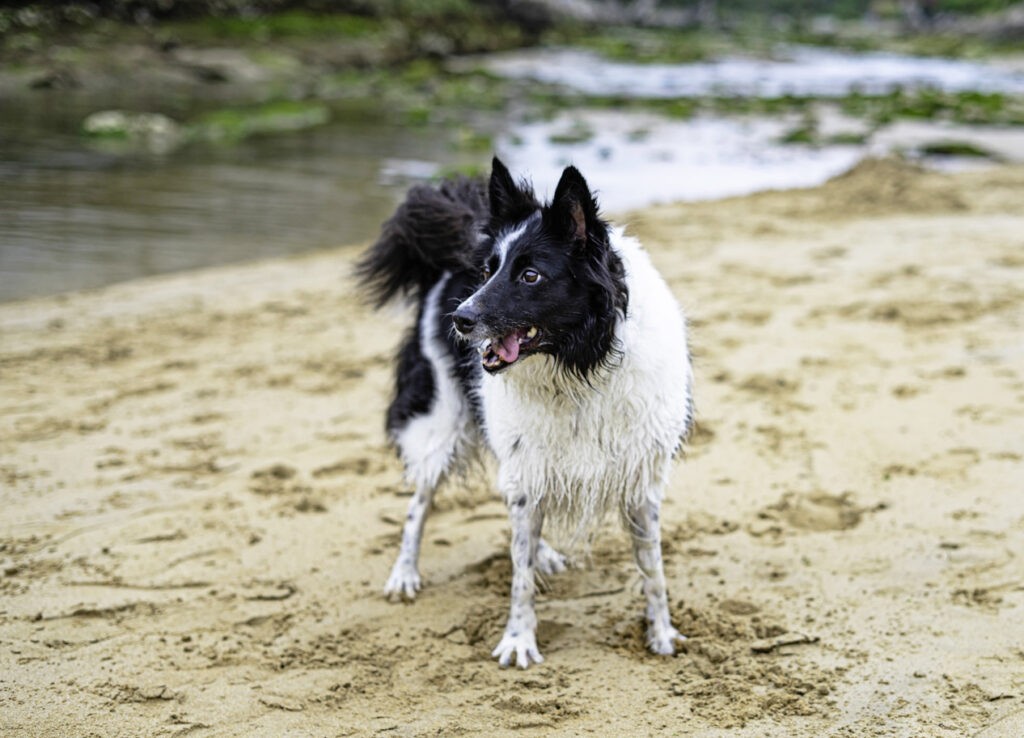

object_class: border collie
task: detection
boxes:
[357,158,694,668]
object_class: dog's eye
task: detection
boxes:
[521,269,541,284]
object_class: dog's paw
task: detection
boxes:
[383,561,422,601]
[536,539,568,576]
[492,629,544,669]
[647,623,686,656]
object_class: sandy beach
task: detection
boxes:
[1,158,1022,736]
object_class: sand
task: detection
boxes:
[1,159,1022,737]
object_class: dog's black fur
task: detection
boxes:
[356,157,629,442]
[456,160,629,379]
[356,176,486,436]
[358,159,692,664]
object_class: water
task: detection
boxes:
[499,111,863,209]
[0,96,456,303]
[2,46,1020,304]
[481,46,1024,98]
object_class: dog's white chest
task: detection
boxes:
[478,231,693,523]
[481,350,686,503]
[486,369,639,470]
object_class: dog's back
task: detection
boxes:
[355,176,486,489]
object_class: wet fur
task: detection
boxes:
[357,158,694,667]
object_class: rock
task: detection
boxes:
[81,110,183,153]
[29,68,79,90]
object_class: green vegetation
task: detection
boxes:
[841,89,1024,126]
[918,139,999,157]
[45,0,1022,158]
[787,26,1024,58]
[551,26,720,63]
[779,121,818,145]
[453,126,494,153]
[321,62,511,126]
[76,53,1024,155]
[192,100,330,141]
[180,11,386,41]
[548,119,596,145]
[181,2,526,52]
[824,131,870,145]
[658,0,1017,20]
[931,0,1017,13]
[435,162,489,180]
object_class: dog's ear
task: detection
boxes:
[548,165,599,250]
[489,157,537,224]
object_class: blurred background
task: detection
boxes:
[1,0,1022,303]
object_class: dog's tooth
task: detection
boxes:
[526,326,538,339]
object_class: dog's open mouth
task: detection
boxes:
[479,326,542,373]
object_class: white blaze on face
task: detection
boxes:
[458,215,535,335]
[493,211,541,276]
[493,220,530,274]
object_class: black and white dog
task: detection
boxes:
[357,158,694,668]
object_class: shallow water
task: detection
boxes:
[501,111,863,209]
[482,46,1024,98]
[0,96,455,303]
[1,46,1020,303]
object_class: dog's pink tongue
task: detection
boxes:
[494,333,521,364]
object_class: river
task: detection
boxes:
[1,45,1021,303]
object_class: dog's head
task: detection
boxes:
[452,158,628,378]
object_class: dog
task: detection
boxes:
[357,158,694,668]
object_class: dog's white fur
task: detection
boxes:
[384,227,693,667]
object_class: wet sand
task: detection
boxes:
[1,159,1022,736]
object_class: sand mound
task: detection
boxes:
[815,156,967,214]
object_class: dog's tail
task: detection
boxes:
[356,176,488,308]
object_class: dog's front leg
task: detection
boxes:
[492,494,544,668]
[626,491,686,655]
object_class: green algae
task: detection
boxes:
[191,100,330,142]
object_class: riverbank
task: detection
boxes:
[1,159,1022,735]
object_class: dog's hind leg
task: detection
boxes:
[384,274,473,601]
[625,486,686,656]
[384,480,436,600]
[385,400,470,601]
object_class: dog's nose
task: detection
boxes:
[452,305,478,335]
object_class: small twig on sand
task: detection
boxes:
[751,632,820,654]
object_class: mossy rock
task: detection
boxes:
[81,110,184,152]
[176,12,386,42]
[191,100,330,142]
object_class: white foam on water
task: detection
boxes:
[499,111,864,211]
[482,46,1024,99]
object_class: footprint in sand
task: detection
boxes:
[750,491,886,535]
